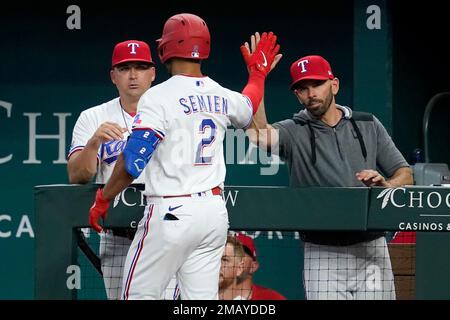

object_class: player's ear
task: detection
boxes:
[331,77,339,96]
[236,260,246,277]
[150,66,156,82]
[250,260,259,274]
[110,69,117,85]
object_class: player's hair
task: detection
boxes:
[226,235,245,261]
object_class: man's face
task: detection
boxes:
[294,78,339,118]
[110,62,155,99]
[219,243,242,289]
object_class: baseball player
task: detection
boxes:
[88,13,280,299]
[219,233,286,300]
[68,40,177,300]
[244,38,413,299]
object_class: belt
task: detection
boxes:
[163,186,223,198]
[301,231,385,246]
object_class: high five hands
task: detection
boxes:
[240,31,282,76]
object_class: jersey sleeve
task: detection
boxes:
[132,92,167,139]
[374,116,410,176]
[68,110,97,159]
[227,92,253,129]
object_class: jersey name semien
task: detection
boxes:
[179,95,228,116]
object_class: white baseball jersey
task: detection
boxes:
[69,97,145,184]
[132,75,253,196]
[69,97,150,300]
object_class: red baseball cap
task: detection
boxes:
[290,55,334,90]
[236,233,257,260]
[112,40,154,67]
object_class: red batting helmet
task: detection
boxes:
[156,13,210,64]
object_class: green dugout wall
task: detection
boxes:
[35,185,450,300]
[2,1,450,298]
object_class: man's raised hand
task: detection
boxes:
[240,31,282,76]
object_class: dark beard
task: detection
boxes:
[306,90,334,119]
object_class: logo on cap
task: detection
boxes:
[298,59,309,73]
[289,55,334,90]
[112,40,153,67]
[128,42,140,54]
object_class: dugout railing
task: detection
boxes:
[34,184,450,299]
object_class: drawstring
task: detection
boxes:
[306,120,317,165]
[349,117,367,161]
[295,117,367,166]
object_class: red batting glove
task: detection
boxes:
[240,31,280,77]
[89,188,110,233]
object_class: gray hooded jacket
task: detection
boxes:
[273,105,409,245]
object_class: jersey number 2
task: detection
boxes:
[195,119,216,165]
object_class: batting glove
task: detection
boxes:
[240,31,280,77]
[89,188,110,233]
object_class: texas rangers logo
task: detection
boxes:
[128,42,140,54]
[102,140,126,164]
[298,59,309,73]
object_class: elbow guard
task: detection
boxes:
[122,129,162,179]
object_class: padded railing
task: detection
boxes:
[34,184,450,299]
